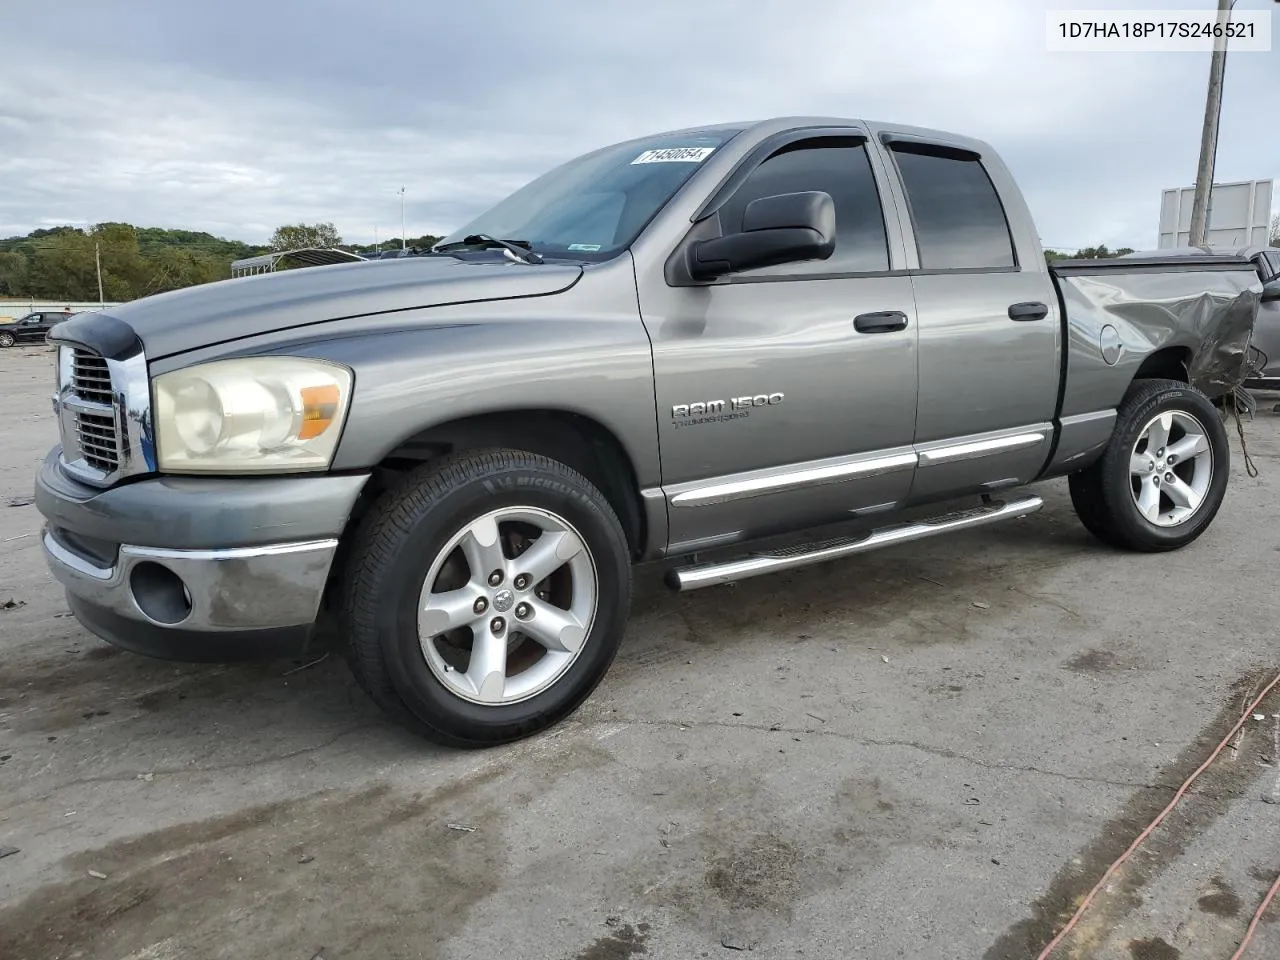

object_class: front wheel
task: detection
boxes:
[340,449,632,747]
[0,331,14,348]
[1068,378,1229,551]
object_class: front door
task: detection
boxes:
[636,134,920,553]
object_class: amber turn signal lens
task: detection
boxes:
[298,384,341,439]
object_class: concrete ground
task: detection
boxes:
[1,342,1279,960]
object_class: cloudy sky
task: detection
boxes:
[1,0,1275,251]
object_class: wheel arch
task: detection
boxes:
[368,409,651,559]
[1131,345,1192,386]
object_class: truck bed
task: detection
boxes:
[1049,252,1262,409]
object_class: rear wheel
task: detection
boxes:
[1068,379,1229,552]
[340,449,631,747]
[0,331,14,348]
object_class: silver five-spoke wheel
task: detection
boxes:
[1129,410,1213,527]
[418,507,598,705]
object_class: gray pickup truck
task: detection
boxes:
[35,117,1274,747]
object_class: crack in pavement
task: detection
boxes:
[583,714,1180,793]
[3,725,379,810]
[18,709,1264,822]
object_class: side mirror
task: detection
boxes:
[1263,278,1280,303]
[690,191,836,281]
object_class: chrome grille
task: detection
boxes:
[71,350,114,405]
[74,410,120,472]
[57,346,126,480]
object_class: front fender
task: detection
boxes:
[326,314,659,487]
[149,259,661,489]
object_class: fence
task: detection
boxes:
[0,300,123,323]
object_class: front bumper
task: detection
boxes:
[35,448,369,661]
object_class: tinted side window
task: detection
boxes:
[1265,252,1280,280]
[890,144,1016,270]
[717,138,889,275]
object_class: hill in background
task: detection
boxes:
[0,222,443,302]
[0,224,270,302]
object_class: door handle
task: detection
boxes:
[1008,301,1049,322]
[854,310,909,333]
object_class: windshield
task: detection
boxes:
[436,128,741,261]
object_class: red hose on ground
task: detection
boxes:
[1036,671,1280,960]
[1229,871,1280,960]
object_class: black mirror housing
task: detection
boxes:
[689,190,836,280]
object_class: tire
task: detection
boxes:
[1068,378,1230,552]
[340,448,632,747]
[1067,466,1124,548]
[0,332,14,348]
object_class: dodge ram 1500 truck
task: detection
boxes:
[35,116,1275,747]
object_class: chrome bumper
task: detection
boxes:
[42,527,338,632]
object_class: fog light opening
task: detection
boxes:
[129,561,193,625]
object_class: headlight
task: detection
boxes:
[154,357,353,473]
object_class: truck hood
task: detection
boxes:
[93,256,583,359]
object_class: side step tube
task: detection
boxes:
[666,495,1044,592]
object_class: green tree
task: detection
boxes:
[26,229,97,300]
[1270,214,1278,248]
[144,247,225,294]
[0,251,28,296]
[270,222,342,251]
[347,234,441,256]
[93,222,151,300]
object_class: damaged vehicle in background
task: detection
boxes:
[33,116,1272,747]
[1241,245,1280,391]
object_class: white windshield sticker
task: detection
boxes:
[567,243,602,252]
[631,147,716,165]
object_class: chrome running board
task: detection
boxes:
[665,496,1044,591]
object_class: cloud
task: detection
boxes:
[0,0,1275,250]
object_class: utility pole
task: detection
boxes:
[1187,0,1233,249]
[1188,0,1279,247]
[399,186,406,250]
[374,226,380,253]
[94,242,104,307]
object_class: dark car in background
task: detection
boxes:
[1243,246,1280,390]
[0,310,74,348]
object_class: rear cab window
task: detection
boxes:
[888,142,1017,270]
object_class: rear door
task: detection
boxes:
[879,137,1061,502]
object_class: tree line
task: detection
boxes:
[0,224,267,302]
[0,222,442,302]
[1043,244,1136,261]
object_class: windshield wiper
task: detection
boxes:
[433,234,544,264]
